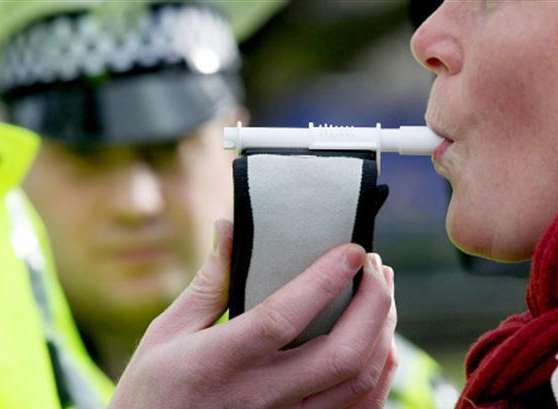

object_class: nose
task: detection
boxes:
[410,4,463,76]
[111,162,164,225]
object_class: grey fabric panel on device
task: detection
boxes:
[229,152,387,346]
[245,155,363,344]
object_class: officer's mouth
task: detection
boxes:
[111,241,174,267]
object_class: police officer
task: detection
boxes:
[6,0,247,380]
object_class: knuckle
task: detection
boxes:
[376,290,392,314]
[254,300,298,345]
[182,266,227,313]
[146,314,164,333]
[350,365,382,396]
[327,344,363,380]
[142,315,167,346]
[362,397,387,409]
[189,264,221,299]
[314,266,346,299]
[385,307,397,330]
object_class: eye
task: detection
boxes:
[140,142,180,170]
[66,145,133,174]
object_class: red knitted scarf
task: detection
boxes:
[456,216,558,409]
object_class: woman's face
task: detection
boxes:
[411,0,558,262]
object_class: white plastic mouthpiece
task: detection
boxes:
[224,122,442,155]
[224,122,443,175]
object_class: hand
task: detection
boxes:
[109,220,397,409]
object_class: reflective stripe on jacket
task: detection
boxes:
[0,123,113,409]
[388,335,459,409]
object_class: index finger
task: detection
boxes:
[223,243,365,359]
[328,254,394,357]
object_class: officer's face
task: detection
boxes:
[24,117,235,333]
[411,1,558,262]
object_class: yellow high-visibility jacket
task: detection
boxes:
[0,123,113,409]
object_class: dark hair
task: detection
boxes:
[408,0,443,29]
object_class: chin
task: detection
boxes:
[452,236,532,263]
[445,204,533,263]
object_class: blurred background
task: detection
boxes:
[240,0,528,386]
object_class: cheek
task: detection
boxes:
[446,139,558,261]
[446,23,558,260]
[186,153,233,216]
[166,154,234,260]
[36,205,92,274]
[466,53,533,139]
[23,163,102,272]
[45,192,94,239]
[467,9,558,137]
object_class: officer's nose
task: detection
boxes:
[111,162,164,226]
[410,3,463,77]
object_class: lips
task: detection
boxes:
[116,246,172,264]
[427,122,454,163]
[107,237,174,266]
[432,138,454,162]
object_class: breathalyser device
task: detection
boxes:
[225,122,442,345]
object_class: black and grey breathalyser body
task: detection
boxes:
[225,123,442,345]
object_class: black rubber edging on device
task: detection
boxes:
[229,156,254,317]
[351,159,389,295]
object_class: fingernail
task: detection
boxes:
[384,266,395,296]
[370,253,382,271]
[366,253,386,284]
[343,244,364,272]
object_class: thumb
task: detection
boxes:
[182,219,233,327]
[147,220,233,342]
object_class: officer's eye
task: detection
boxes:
[64,145,138,177]
[139,142,180,170]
